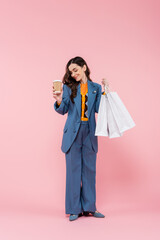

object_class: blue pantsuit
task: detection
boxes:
[54,79,103,214]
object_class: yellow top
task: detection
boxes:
[80,82,88,121]
[57,101,61,106]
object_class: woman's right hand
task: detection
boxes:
[52,85,63,104]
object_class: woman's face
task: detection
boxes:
[68,63,86,82]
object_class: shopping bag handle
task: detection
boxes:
[104,85,111,94]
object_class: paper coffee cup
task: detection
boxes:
[53,80,62,93]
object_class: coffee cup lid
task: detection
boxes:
[53,80,62,82]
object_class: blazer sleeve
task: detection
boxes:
[95,84,103,113]
[54,84,70,115]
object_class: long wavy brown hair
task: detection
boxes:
[62,56,93,103]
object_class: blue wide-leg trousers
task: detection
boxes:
[65,121,97,214]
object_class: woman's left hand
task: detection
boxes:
[101,78,109,87]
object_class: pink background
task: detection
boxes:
[0,0,160,239]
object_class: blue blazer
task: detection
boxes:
[54,79,103,153]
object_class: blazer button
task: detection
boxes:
[73,129,76,133]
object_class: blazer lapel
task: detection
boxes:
[74,84,81,119]
[88,79,96,119]
[74,79,96,120]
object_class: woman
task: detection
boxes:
[53,56,109,221]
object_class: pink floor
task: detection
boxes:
[0,206,160,240]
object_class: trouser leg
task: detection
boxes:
[81,123,97,212]
[65,126,83,215]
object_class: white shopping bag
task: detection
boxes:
[95,86,136,138]
[95,92,109,136]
